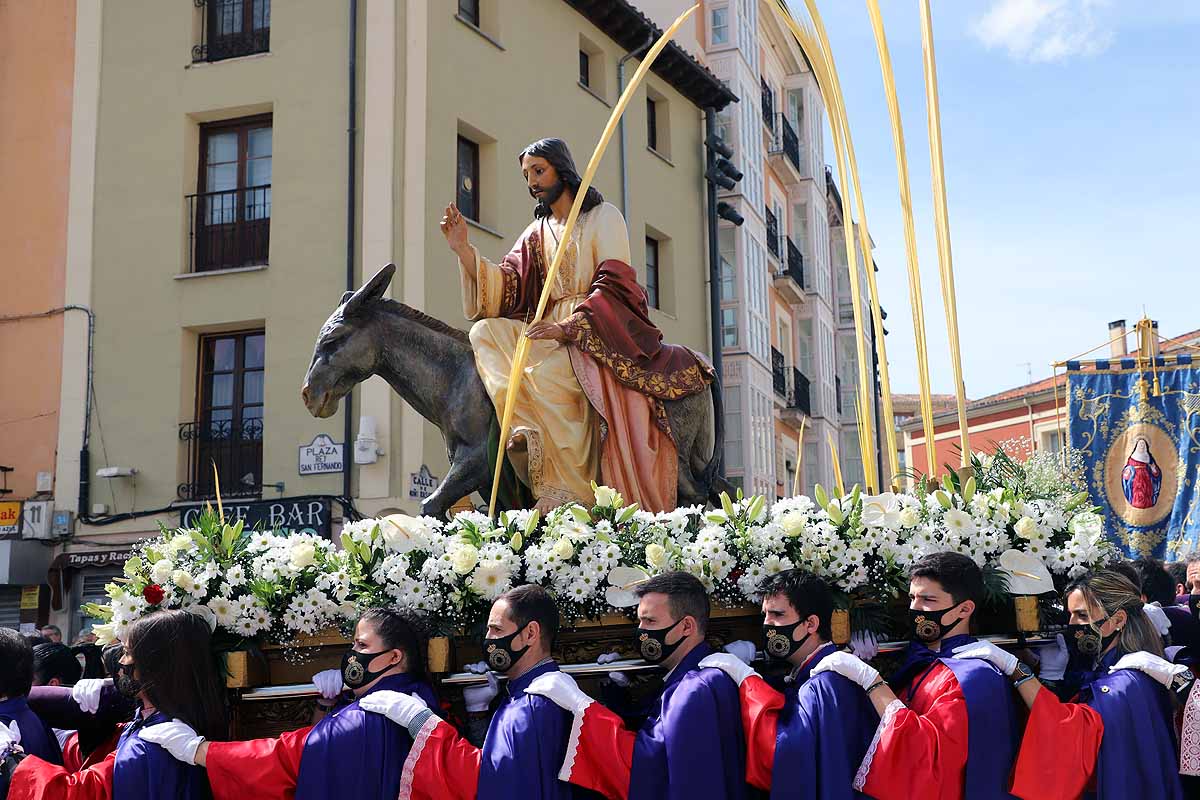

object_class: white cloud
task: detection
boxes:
[971,0,1114,63]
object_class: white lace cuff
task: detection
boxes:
[853,699,903,791]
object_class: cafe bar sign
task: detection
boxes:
[180,498,332,538]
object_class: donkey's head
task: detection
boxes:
[301,263,394,418]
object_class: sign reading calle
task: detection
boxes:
[299,434,344,476]
[180,498,332,538]
[409,465,439,501]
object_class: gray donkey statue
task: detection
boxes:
[301,264,726,519]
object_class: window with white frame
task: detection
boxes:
[752,388,775,498]
[1040,428,1063,453]
[725,388,744,470]
[747,236,770,363]
[841,429,864,489]
[802,441,820,496]
[796,317,814,378]
[721,308,738,347]
[719,226,737,300]
[710,5,729,46]
[737,0,758,73]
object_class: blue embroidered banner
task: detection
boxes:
[1068,362,1200,558]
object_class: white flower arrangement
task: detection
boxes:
[86,448,1117,647]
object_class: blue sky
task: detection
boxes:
[797,1,1200,398]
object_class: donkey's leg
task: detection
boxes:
[421,444,488,520]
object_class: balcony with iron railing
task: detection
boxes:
[771,348,787,400]
[773,237,806,303]
[765,206,781,262]
[790,368,812,416]
[186,185,271,273]
[193,0,271,63]
[178,418,263,501]
[767,113,802,183]
[761,78,775,131]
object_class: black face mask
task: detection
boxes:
[482,623,530,673]
[637,617,687,664]
[116,662,143,699]
[1064,618,1120,663]
[763,621,810,661]
[341,647,396,689]
[908,603,964,644]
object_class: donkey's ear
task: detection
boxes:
[339,291,355,305]
[344,263,396,315]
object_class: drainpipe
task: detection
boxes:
[617,33,654,216]
[1025,396,1035,452]
[704,108,723,393]
[343,0,358,504]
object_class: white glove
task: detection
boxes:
[951,640,1020,677]
[810,651,881,692]
[1033,634,1069,681]
[723,640,757,665]
[139,720,205,765]
[699,653,759,686]
[311,669,344,701]
[358,689,432,729]
[848,631,880,661]
[1111,651,1191,689]
[463,670,499,712]
[0,721,21,761]
[525,671,593,715]
[71,678,111,714]
[464,661,491,674]
[1144,603,1172,638]
[595,651,629,686]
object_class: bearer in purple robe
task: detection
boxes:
[138,607,437,800]
[8,610,225,800]
[356,584,600,800]
[0,629,61,766]
[517,571,748,800]
[698,569,879,799]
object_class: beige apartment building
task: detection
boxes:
[42,0,733,637]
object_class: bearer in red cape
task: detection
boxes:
[811,552,1021,800]
[520,571,749,800]
[696,569,879,799]
[138,608,438,800]
[442,137,712,514]
[354,584,600,800]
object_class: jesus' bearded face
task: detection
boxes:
[521,155,566,205]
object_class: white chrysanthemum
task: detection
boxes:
[943,508,977,536]
[207,597,238,627]
[468,562,512,599]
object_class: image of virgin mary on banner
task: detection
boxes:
[1068,355,1200,558]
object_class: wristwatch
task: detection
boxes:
[1011,661,1035,688]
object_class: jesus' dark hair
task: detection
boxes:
[518,138,603,219]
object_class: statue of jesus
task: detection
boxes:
[440,138,712,513]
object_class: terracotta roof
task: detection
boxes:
[891,393,957,406]
[970,373,1066,405]
[1163,327,1200,353]
[563,0,738,111]
[900,325,1198,432]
